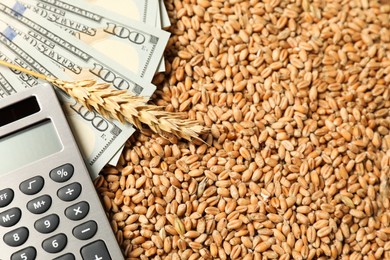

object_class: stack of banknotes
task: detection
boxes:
[0,0,171,178]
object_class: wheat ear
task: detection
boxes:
[0,60,207,142]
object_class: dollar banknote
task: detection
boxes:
[79,0,158,25]
[0,1,156,96]
[69,0,166,73]
[5,0,170,81]
[159,0,171,28]
[0,23,135,177]
[63,0,167,73]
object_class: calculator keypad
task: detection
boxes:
[57,182,82,201]
[2,163,117,259]
[11,247,36,260]
[34,214,60,234]
[0,188,14,207]
[65,201,90,221]
[42,233,68,253]
[4,227,29,247]
[27,195,52,214]
[0,208,21,227]
[19,176,44,195]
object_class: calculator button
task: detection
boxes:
[3,227,29,247]
[11,247,36,260]
[34,214,60,234]
[65,201,89,221]
[42,233,67,253]
[73,220,98,240]
[50,164,74,183]
[58,182,82,202]
[27,195,52,214]
[0,188,14,207]
[0,207,21,227]
[81,240,112,260]
[19,176,44,195]
[53,253,76,260]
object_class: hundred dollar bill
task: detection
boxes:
[0,1,157,97]
[0,22,135,178]
[72,0,167,74]
[155,0,166,73]
[7,0,170,81]
[159,0,171,28]
[80,0,158,26]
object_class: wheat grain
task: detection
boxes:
[83,0,390,258]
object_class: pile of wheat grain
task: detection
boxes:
[94,0,390,259]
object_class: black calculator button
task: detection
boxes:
[19,176,44,195]
[53,253,76,260]
[50,164,74,183]
[0,207,21,227]
[65,201,89,221]
[4,227,29,247]
[0,188,14,207]
[58,182,82,202]
[27,195,52,214]
[81,240,112,260]
[34,214,60,234]
[11,246,36,260]
[73,220,98,240]
[42,233,67,253]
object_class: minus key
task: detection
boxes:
[73,220,97,240]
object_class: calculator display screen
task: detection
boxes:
[0,120,62,174]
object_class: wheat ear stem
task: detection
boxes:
[0,60,206,142]
[0,60,47,79]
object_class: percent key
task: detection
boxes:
[50,164,74,183]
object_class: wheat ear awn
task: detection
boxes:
[0,60,207,142]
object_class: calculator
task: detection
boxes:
[0,84,124,260]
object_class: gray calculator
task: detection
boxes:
[0,84,124,260]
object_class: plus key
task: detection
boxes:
[81,240,111,260]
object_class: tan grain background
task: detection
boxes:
[95,0,390,259]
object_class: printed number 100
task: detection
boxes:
[104,22,146,44]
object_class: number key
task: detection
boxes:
[3,227,29,247]
[35,214,59,234]
[42,233,67,253]
[11,247,36,260]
